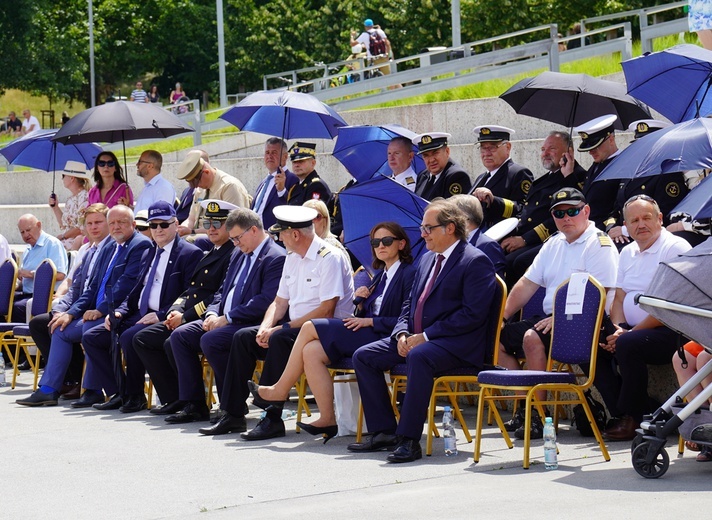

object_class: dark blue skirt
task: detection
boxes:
[313,318,385,363]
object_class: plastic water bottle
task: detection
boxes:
[443,406,458,456]
[0,354,6,387]
[543,416,558,470]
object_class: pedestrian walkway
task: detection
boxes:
[2,369,710,518]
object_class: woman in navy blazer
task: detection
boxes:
[248,222,416,440]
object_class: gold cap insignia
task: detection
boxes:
[207,201,219,213]
[481,128,491,135]
[421,135,432,144]
[580,132,589,139]
[637,122,649,133]
[556,191,566,199]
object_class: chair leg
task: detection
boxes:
[11,339,20,389]
[426,390,438,456]
[678,434,685,455]
[356,401,364,443]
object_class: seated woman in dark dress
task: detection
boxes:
[249,221,416,441]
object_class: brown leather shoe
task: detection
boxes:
[604,415,637,441]
[59,384,81,401]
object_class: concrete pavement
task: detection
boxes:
[3,369,711,519]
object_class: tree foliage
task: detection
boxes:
[0,0,657,104]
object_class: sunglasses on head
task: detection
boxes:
[551,206,584,219]
[202,220,224,230]
[370,236,397,247]
[149,220,175,229]
[97,160,116,168]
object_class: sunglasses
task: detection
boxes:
[370,236,397,248]
[551,206,584,219]
[136,224,149,231]
[97,160,116,168]
[202,220,224,230]
[149,220,176,229]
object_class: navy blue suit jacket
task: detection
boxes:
[358,263,417,337]
[68,232,152,317]
[207,237,286,325]
[116,234,203,321]
[252,169,299,230]
[469,228,505,278]
[392,241,495,368]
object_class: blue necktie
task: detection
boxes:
[96,244,123,308]
[253,176,271,214]
[367,272,388,317]
[139,248,164,315]
[229,252,253,309]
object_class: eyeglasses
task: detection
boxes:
[97,160,116,168]
[551,206,584,219]
[478,142,507,153]
[148,220,176,229]
[370,236,397,248]
[202,219,224,230]
[229,228,252,244]
[623,194,657,208]
[419,223,445,235]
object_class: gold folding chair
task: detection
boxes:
[0,258,19,371]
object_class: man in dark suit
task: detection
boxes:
[413,132,472,201]
[252,138,299,230]
[81,201,203,413]
[349,199,496,462]
[164,207,286,424]
[566,114,621,231]
[471,125,533,228]
[131,200,236,419]
[286,142,332,206]
[450,194,505,277]
[22,205,152,408]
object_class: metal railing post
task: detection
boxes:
[623,22,633,61]
[549,24,560,72]
[640,9,651,54]
[193,100,202,146]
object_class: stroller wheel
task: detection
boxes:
[630,434,643,454]
[632,442,669,479]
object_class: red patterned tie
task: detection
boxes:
[413,254,444,334]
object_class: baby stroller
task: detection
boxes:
[632,238,712,478]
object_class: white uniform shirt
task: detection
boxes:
[525,221,620,315]
[617,228,691,326]
[276,236,354,321]
[393,167,417,192]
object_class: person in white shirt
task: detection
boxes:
[133,150,176,213]
[21,109,40,135]
[388,137,416,191]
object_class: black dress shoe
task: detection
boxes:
[247,380,284,410]
[71,390,106,409]
[150,400,185,416]
[199,413,247,435]
[296,422,338,444]
[17,360,31,371]
[16,390,59,407]
[347,432,399,452]
[119,395,148,413]
[93,393,122,410]
[387,438,422,463]
[165,401,210,424]
[241,413,286,441]
[209,409,225,424]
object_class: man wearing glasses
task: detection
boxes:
[412,132,472,201]
[495,188,619,440]
[169,207,286,428]
[134,150,176,213]
[349,199,495,463]
[81,201,203,413]
[131,199,237,421]
[176,150,252,237]
[471,125,533,228]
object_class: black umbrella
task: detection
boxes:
[500,71,651,131]
[51,101,194,170]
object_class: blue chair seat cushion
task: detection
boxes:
[477,369,577,386]
[328,358,355,371]
[0,322,23,333]
[12,325,31,336]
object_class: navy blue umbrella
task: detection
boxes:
[671,173,712,219]
[340,175,428,273]
[332,124,425,182]
[220,90,347,139]
[596,118,712,182]
[623,44,712,123]
[0,129,102,191]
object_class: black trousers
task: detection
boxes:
[29,312,84,384]
[505,243,543,289]
[220,326,299,417]
[133,323,179,404]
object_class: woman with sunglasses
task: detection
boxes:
[88,151,134,208]
[248,221,416,442]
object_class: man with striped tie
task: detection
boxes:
[251,138,299,230]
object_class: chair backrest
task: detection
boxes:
[485,274,507,364]
[0,258,18,322]
[353,266,372,289]
[521,285,546,320]
[548,275,606,380]
[30,259,57,318]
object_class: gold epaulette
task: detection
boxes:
[597,231,612,247]
[533,224,550,243]
[317,246,331,257]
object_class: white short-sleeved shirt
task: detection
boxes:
[393,167,417,192]
[525,222,620,315]
[22,115,40,135]
[277,236,354,321]
[617,228,691,326]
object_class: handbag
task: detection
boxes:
[571,390,607,437]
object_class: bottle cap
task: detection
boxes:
[545,416,553,423]
[444,406,451,412]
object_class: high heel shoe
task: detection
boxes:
[297,421,338,444]
[247,380,284,410]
